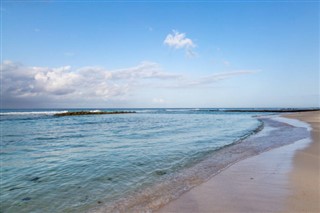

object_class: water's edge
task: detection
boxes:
[90,115,311,213]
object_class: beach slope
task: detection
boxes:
[284,112,320,212]
[158,111,319,213]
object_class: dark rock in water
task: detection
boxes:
[30,177,40,182]
[97,200,102,204]
[107,177,113,181]
[22,197,31,201]
[155,170,167,176]
[9,187,22,191]
[54,111,136,117]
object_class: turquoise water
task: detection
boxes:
[0,109,261,212]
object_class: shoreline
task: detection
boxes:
[157,111,319,212]
[284,112,320,212]
[92,113,312,213]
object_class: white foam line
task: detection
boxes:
[271,116,312,131]
[257,114,312,131]
[0,111,68,115]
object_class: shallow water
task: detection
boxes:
[0,109,270,212]
[94,117,310,213]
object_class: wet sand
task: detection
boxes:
[158,111,319,213]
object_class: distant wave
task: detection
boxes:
[0,111,68,116]
[134,109,218,113]
[135,110,158,113]
[89,110,102,113]
[164,108,207,112]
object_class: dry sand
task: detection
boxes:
[158,111,320,213]
[284,112,320,212]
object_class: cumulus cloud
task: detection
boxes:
[0,61,180,106]
[164,30,196,57]
[34,66,81,95]
[1,60,257,107]
[164,30,195,49]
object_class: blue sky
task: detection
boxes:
[1,1,319,108]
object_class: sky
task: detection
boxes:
[1,1,319,108]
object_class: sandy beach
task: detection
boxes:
[158,111,320,213]
[284,112,320,212]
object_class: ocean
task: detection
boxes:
[0,109,309,212]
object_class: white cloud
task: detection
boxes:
[186,49,198,58]
[33,66,79,95]
[202,70,256,82]
[171,70,257,88]
[112,61,181,80]
[0,61,179,102]
[164,30,196,57]
[1,60,257,107]
[164,30,195,49]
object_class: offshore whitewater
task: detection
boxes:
[0,109,309,212]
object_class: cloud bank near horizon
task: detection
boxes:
[1,60,256,108]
